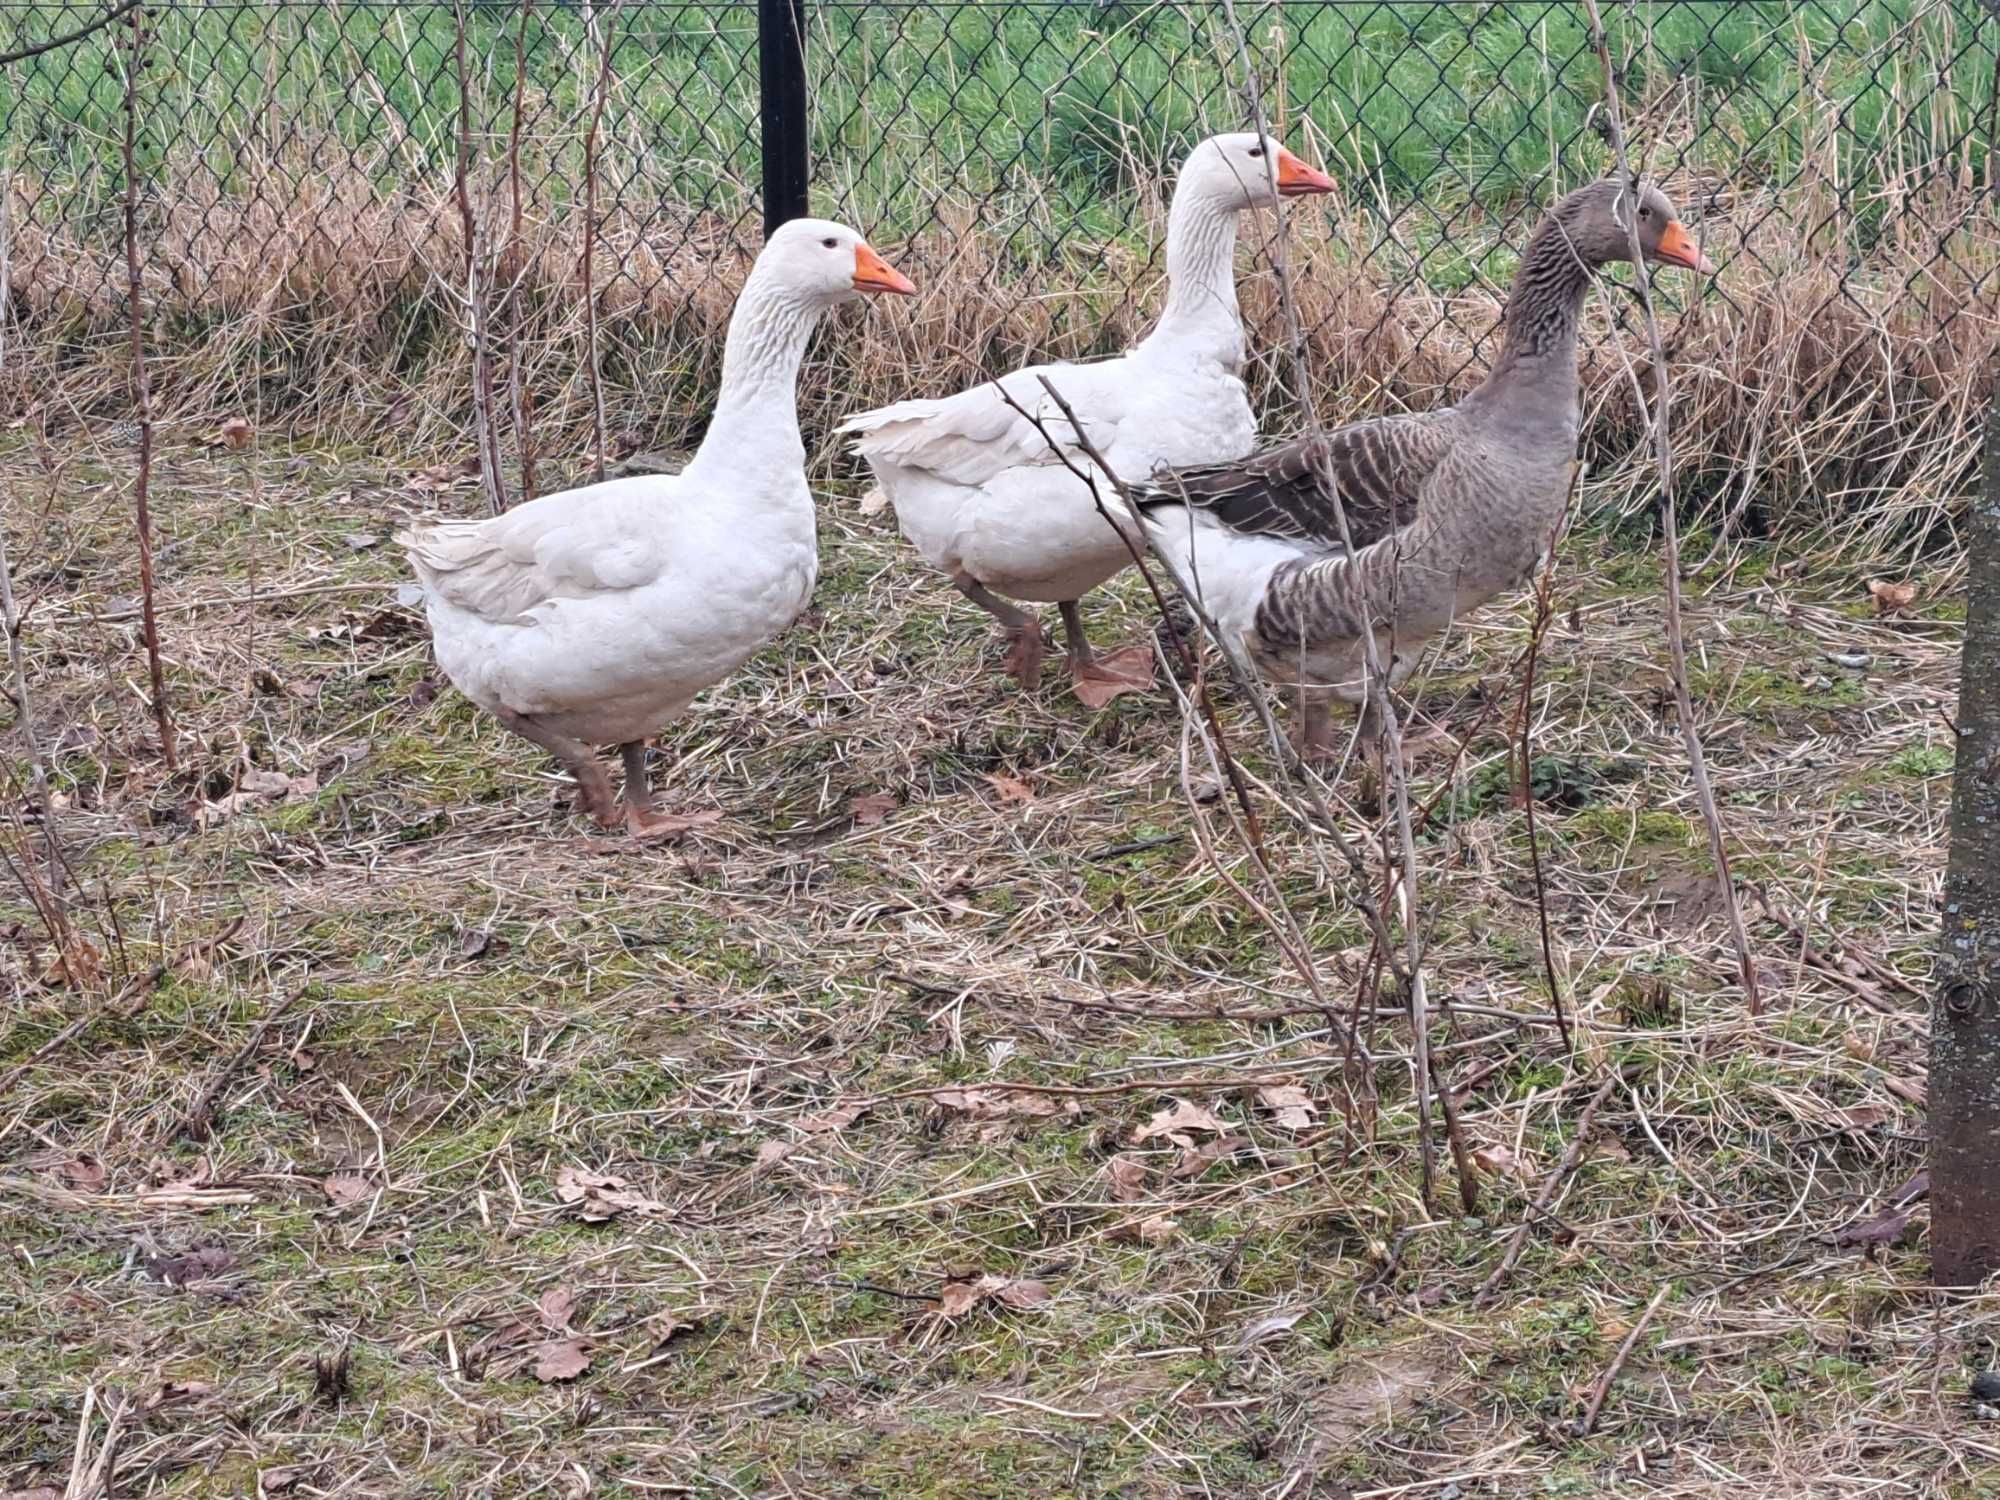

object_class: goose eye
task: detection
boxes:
[1638,206,1651,219]
[822,237,838,249]
[1247,146,1265,158]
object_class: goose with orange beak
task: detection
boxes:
[399,219,913,835]
[840,132,1335,706]
[1131,178,1715,764]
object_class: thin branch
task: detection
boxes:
[1474,1066,1629,1308]
[504,0,536,505]
[452,0,506,517]
[580,0,618,483]
[1580,0,1760,1015]
[1212,0,1450,1208]
[1573,1282,1671,1436]
[0,0,142,66]
[118,6,174,771]
[1516,466,1582,1055]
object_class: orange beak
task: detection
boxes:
[852,241,916,296]
[1652,219,1716,274]
[1274,146,1336,197]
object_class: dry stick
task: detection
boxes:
[1473,1066,1629,1308]
[504,0,536,504]
[118,9,174,771]
[0,0,141,65]
[990,382,1375,1124]
[1580,0,1760,1015]
[1573,1282,1671,1436]
[452,0,506,517]
[580,0,617,483]
[1514,468,1583,1056]
[173,990,300,1143]
[1213,0,1449,1208]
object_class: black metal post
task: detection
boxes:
[757,0,809,238]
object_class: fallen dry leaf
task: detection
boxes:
[937,1273,1051,1319]
[1867,578,1919,615]
[981,773,1036,804]
[935,1087,1073,1122]
[322,1173,370,1207]
[1471,1143,1529,1179]
[538,1286,577,1333]
[858,485,890,517]
[201,416,253,450]
[1138,1215,1179,1245]
[533,1337,592,1383]
[60,1155,107,1192]
[553,1165,662,1223]
[143,1380,213,1410]
[1256,1084,1318,1132]
[753,1140,794,1170]
[3,1489,63,1500]
[1836,1103,1895,1131]
[1834,1205,1912,1254]
[1102,1154,1148,1203]
[41,935,102,990]
[798,1100,867,1134]
[257,1469,299,1497]
[145,1245,237,1286]
[849,791,898,825]
[1133,1098,1227,1146]
[1172,1133,1250,1180]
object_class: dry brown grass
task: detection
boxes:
[9,114,1995,567]
[0,410,1989,1495]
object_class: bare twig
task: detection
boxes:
[452,0,506,516]
[1474,1067,1629,1308]
[0,0,141,66]
[1212,0,1450,1207]
[119,8,175,771]
[580,0,618,483]
[172,990,301,1143]
[1573,1282,1671,1435]
[1516,467,1582,1055]
[1580,0,1759,1015]
[504,0,536,504]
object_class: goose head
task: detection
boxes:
[1177,131,1336,211]
[1554,178,1715,273]
[757,217,917,305]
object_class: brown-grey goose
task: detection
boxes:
[1134,177,1712,760]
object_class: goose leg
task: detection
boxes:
[1059,599,1154,708]
[615,741,718,838]
[1292,688,1342,766]
[496,706,618,828]
[951,571,1045,690]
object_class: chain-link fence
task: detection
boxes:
[2,0,1995,531]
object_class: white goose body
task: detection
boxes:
[398,218,915,830]
[838,133,1334,694]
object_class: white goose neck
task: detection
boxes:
[688,268,825,480]
[1142,185,1244,367]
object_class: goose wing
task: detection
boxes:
[397,478,677,626]
[838,363,1125,487]
[1139,414,1452,551]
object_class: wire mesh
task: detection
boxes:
[0,0,1994,494]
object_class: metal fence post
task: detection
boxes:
[757,0,810,238]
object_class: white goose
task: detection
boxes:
[398,219,914,834]
[838,132,1334,705]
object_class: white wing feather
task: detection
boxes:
[838,362,1125,487]
[396,479,676,626]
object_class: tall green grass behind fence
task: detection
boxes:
[0,0,1994,542]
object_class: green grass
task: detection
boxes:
[4,0,1991,242]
